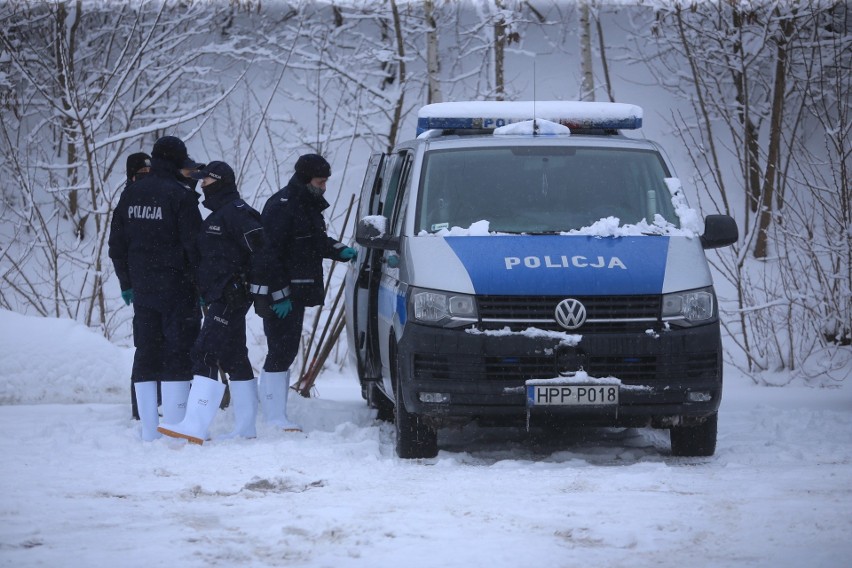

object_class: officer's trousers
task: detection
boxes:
[191,300,253,381]
[132,299,200,383]
[261,303,306,373]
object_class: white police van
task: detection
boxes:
[344,101,738,459]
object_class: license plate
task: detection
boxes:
[527,384,619,406]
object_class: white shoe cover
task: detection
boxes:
[158,375,225,445]
[259,370,302,432]
[218,378,258,440]
[160,381,191,424]
[134,381,162,442]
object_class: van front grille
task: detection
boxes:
[412,351,719,386]
[477,294,661,332]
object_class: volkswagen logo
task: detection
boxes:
[555,298,587,330]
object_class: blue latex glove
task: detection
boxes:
[338,247,357,262]
[121,288,134,306]
[271,298,292,319]
[199,296,206,308]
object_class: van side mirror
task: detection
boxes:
[700,214,738,249]
[356,216,400,251]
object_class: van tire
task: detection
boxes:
[391,346,438,459]
[670,412,717,457]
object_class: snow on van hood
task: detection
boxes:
[421,215,699,239]
[418,176,704,239]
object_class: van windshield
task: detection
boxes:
[416,146,679,233]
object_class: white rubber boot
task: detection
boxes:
[219,378,258,440]
[134,381,161,442]
[160,381,191,424]
[259,370,302,432]
[158,375,225,445]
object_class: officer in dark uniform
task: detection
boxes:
[158,161,265,444]
[126,152,151,186]
[108,136,204,441]
[123,152,152,421]
[253,154,356,431]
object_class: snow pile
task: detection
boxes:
[0,310,851,567]
[493,119,571,136]
[361,214,387,235]
[0,309,130,404]
[525,371,653,392]
[423,216,699,238]
[564,215,698,238]
[430,219,492,236]
[665,177,703,233]
[466,325,581,348]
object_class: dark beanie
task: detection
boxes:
[126,152,151,181]
[152,136,203,170]
[294,154,331,184]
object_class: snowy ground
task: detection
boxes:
[1,309,851,567]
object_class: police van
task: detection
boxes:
[343,101,738,459]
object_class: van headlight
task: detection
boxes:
[411,287,477,327]
[662,287,716,325]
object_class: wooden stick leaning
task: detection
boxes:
[295,279,347,396]
[296,309,346,397]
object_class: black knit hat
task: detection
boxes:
[126,152,151,181]
[152,136,203,170]
[294,154,331,184]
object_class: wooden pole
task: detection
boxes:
[296,309,346,397]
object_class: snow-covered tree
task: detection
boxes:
[0,1,252,336]
[630,0,850,379]
[3,0,845,383]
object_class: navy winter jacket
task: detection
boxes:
[258,174,347,307]
[108,156,201,309]
[197,183,265,304]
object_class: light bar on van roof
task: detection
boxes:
[416,101,643,136]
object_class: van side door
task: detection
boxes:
[375,150,414,391]
[345,153,385,384]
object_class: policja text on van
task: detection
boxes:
[504,255,627,270]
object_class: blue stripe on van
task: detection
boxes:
[378,283,406,326]
[445,235,668,295]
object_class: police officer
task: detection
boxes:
[122,152,152,421]
[254,154,356,431]
[158,161,265,444]
[108,136,204,441]
[126,152,151,186]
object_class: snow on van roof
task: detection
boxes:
[416,100,643,136]
[493,119,571,136]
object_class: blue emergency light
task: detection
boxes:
[416,101,643,136]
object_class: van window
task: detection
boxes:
[390,153,413,236]
[358,153,385,220]
[415,146,677,233]
[379,153,406,219]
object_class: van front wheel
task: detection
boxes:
[392,347,438,459]
[670,412,717,457]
